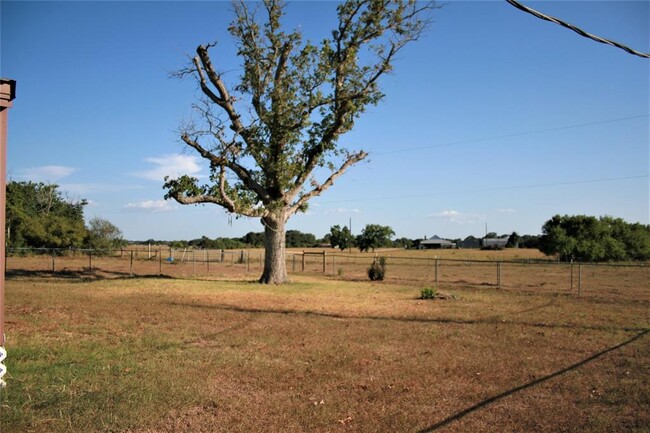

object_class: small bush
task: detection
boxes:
[420,287,437,299]
[337,267,345,277]
[367,256,387,281]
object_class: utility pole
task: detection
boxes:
[0,78,17,388]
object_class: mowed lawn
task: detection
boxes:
[2,275,648,432]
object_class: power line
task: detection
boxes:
[505,0,650,59]
[376,114,649,156]
[320,175,649,204]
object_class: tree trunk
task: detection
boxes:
[259,214,289,284]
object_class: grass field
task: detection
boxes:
[1,273,649,432]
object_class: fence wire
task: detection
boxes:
[5,247,649,301]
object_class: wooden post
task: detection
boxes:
[322,252,326,273]
[246,250,250,273]
[206,250,209,273]
[302,252,306,272]
[332,254,336,275]
[159,249,162,275]
[435,258,439,287]
[130,250,134,276]
[88,250,92,271]
[52,249,56,272]
[570,262,573,292]
[192,250,196,276]
[292,254,296,272]
[497,261,502,289]
[578,264,582,296]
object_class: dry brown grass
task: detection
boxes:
[2,273,648,433]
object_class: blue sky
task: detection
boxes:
[2,1,648,241]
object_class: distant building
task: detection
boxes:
[481,236,509,250]
[419,235,456,250]
[457,236,480,249]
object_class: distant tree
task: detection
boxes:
[320,233,333,246]
[393,237,414,249]
[484,232,498,239]
[6,181,87,249]
[329,225,356,251]
[163,0,436,283]
[86,217,126,252]
[519,234,540,249]
[357,224,395,252]
[241,232,265,247]
[539,214,650,262]
[286,230,317,248]
[506,231,520,248]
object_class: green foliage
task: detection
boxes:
[367,256,387,281]
[539,215,650,262]
[506,231,520,248]
[329,225,355,251]
[420,287,437,299]
[86,217,126,253]
[357,224,395,252]
[6,181,88,249]
[285,230,317,248]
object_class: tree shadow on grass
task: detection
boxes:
[416,329,649,432]
[5,268,173,282]
[167,301,649,334]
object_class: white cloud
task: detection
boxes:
[124,200,177,213]
[427,209,484,224]
[19,165,77,182]
[324,208,361,214]
[132,154,203,182]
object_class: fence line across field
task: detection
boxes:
[5,247,649,300]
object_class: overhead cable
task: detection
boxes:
[320,175,649,204]
[505,0,650,59]
[376,114,649,156]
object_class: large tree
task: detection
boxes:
[6,181,87,249]
[539,214,650,262]
[164,0,435,283]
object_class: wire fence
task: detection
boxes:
[5,247,649,302]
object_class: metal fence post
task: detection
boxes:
[52,248,56,272]
[130,250,134,276]
[322,252,326,273]
[159,249,162,275]
[88,249,92,271]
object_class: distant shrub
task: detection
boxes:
[420,287,437,299]
[367,256,387,281]
[337,267,345,277]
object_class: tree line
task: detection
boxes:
[7,182,647,263]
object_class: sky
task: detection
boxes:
[1,0,648,241]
